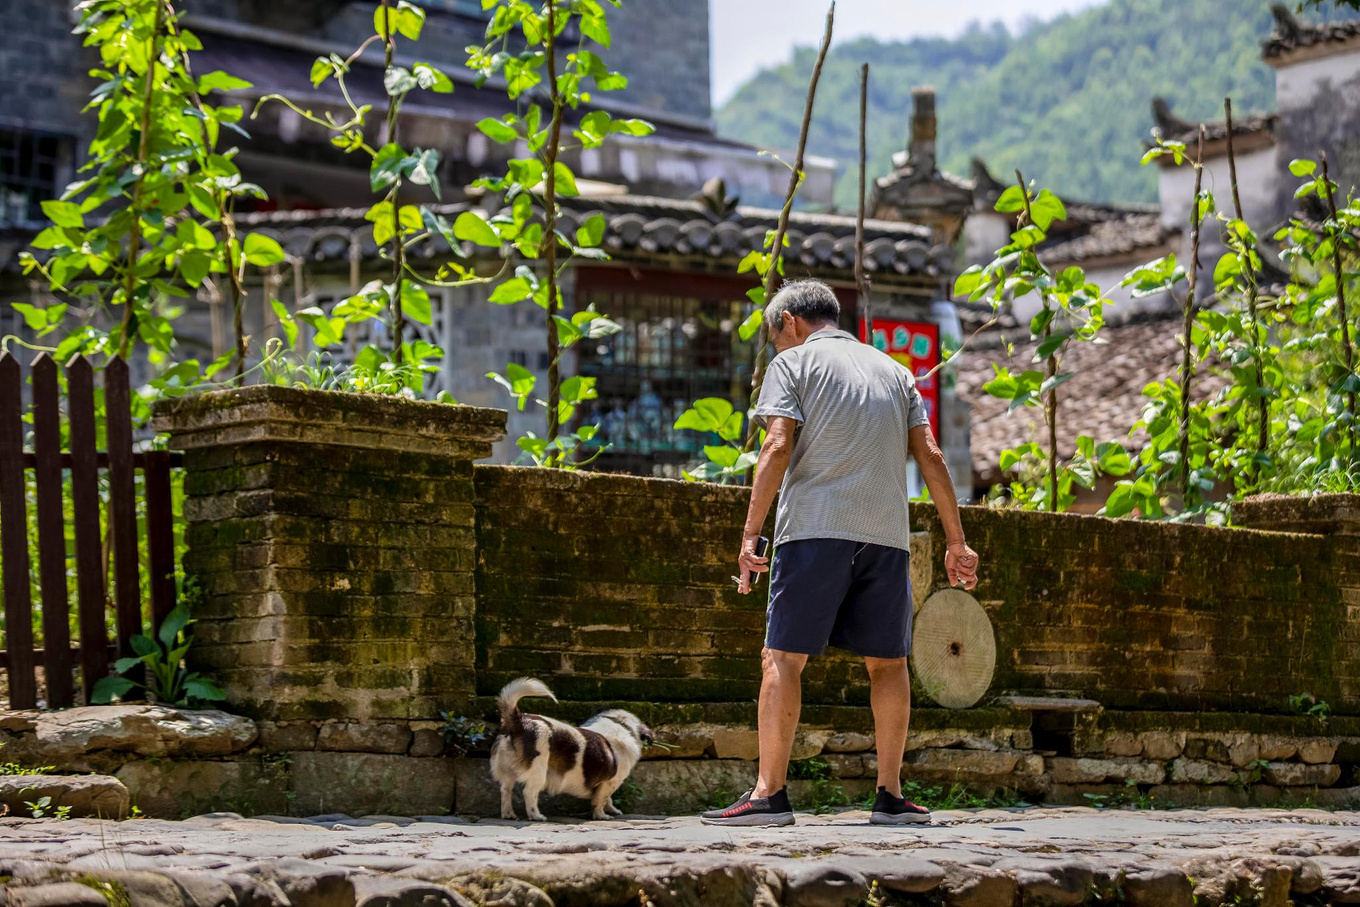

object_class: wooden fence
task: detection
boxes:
[0,352,179,709]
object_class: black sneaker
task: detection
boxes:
[700,788,795,826]
[870,787,931,825]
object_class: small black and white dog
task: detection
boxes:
[491,677,653,821]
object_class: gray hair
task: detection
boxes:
[764,279,840,333]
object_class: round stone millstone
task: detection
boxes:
[909,589,997,709]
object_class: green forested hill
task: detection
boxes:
[716,0,1351,208]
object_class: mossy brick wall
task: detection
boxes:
[476,470,1360,714]
[153,387,506,723]
[911,501,1359,714]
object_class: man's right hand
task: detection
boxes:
[736,534,770,595]
[945,540,979,590]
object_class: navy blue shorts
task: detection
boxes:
[765,539,912,659]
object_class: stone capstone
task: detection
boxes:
[2,706,257,771]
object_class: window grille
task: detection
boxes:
[0,129,73,230]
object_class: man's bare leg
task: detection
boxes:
[753,647,807,797]
[865,655,911,796]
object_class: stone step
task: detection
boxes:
[0,773,128,819]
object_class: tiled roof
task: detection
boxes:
[233,194,954,278]
[956,313,1226,486]
[1150,98,1277,148]
[1042,211,1178,265]
[1262,4,1360,61]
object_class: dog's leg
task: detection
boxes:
[522,764,549,821]
[590,785,615,821]
[499,781,516,821]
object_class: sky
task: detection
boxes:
[709,0,1106,106]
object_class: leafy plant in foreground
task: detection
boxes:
[91,602,225,707]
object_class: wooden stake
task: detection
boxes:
[1179,126,1206,503]
[1224,97,1268,481]
[1322,151,1357,451]
[856,63,871,345]
[744,1,836,450]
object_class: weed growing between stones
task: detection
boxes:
[788,757,834,781]
[23,797,72,820]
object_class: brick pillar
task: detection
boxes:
[152,387,506,724]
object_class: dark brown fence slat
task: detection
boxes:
[144,450,177,628]
[104,358,141,656]
[66,355,106,700]
[31,353,72,707]
[0,352,36,708]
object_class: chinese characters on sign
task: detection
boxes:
[858,319,941,437]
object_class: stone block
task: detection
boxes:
[823,754,867,779]
[643,724,715,760]
[1140,732,1186,761]
[1103,732,1143,757]
[1168,758,1240,785]
[0,774,128,819]
[824,732,875,753]
[1048,757,1164,785]
[1228,737,1262,768]
[317,722,413,755]
[290,751,457,817]
[904,749,1020,783]
[258,721,317,752]
[410,729,446,758]
[1298,739,1339,764]
[1262,761,1342,788]
[116,758,287,819]
[1259,737,1299,761]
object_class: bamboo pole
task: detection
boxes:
[543,0,566,446]
[856,62,871,345]
[743,1,836,451]
[1179,126,1206,502]
[1322,151,1357,451]
[1224,98,1268,481]
[1014,170,1059,512]
[380,0,407,364]
[117,0,167,357]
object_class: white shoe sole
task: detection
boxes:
[871,811,931,825]
[700,812,796,827]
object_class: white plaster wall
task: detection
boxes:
[1276,51,1360,111]
[1158,146,1277,232]
[964,211,1014,267]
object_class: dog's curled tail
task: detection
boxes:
[496,677,557,730]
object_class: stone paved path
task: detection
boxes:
[2,807,1359,905]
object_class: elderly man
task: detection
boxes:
[701,279,979,828]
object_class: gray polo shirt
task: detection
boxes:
[753,328,929,551]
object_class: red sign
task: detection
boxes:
[858,319,941,437]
